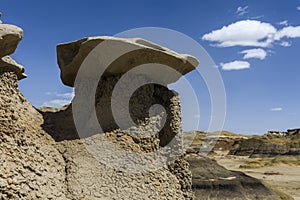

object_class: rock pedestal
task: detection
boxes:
[56,36,199,147]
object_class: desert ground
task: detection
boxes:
[214,155,300,200]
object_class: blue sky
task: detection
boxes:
[1,0,300,134]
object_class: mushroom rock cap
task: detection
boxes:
[0,24,23,57]
[0,56,27,80]
[57,36,199,87]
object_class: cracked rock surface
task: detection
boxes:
[0,72,66,199]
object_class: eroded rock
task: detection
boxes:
[56,36,199,87]
[229,129,300,157]
[0,72,66,199]
[55,132,190,200]
[0,56,26,80]
[0,24,23,57]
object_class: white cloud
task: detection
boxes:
[56,92,75,99]
[240,48,267,60]
[236,6,249,16]
[278,20,288,26]
[220,61,250,71]
[270,107,283,112]
[250,15,264,20]
[280,41,291,47]
[202,20,300,49]
[275,26,300,40]
[42,90,74,108]
[297,6,300,11]
[42,99,71,108]
[202,20,277,47]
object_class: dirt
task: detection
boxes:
[213,155,300,200]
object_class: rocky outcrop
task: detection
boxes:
[0,22,288,200]
[229,129,300,157]
[0,23,66,199]
[54,36,195,147]
[55,133,191,200]
[186,129,300,157]
[40,35,196,199]
[184,131,248,155]
[186,154,286,200]
[0,72,67,199]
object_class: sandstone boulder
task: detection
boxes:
[56,36,199,87]
[0,24,23,57]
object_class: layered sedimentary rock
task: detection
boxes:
[184,131,248,155]
[229,129,300,157]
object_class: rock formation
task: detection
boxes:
[186,129,300,157]
[0,23,23,58]
[0,21,288,199]
[0,23,66,199]
[56,36,198,87]
[186,154,285,200]
[229,129,300,157]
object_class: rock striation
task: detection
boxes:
[229,129,300,157]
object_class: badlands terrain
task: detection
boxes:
[1,20,299,199]
[184,130,300,199]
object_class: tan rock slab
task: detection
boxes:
[57,36,199,87]
[0,24,23,57]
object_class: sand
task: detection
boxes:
[213,155,300,200]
